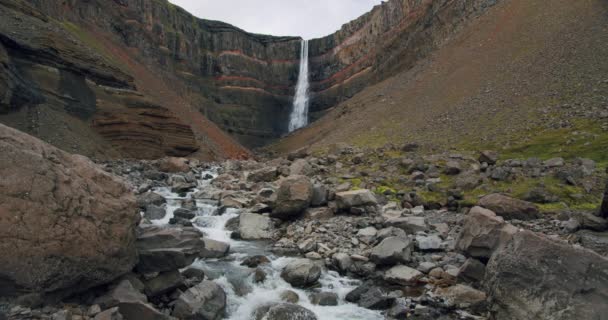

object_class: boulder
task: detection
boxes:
[310,292,338,306]
[572,211,608,231]
[241,255,271,268]
[271,175,313,219]
[158,157,189,173]
[0,125,139,297]
[479,151,498,165]
[385,216,428,234]
[370,237,413,265]
[253,303,317,320]
[239,213,274,240]
[143,205,166,220]
[485,231,608,320]
[135,226,205,273]
[458,258,486,283]
[575,230,608,256]
[247,167,278,183]
[137,192,166,209]
[436,284,486,308]
[444,161,462,175]
[172,281,226,320]
[95,280,169,320]
[356,227,378,244]
[280,259,321,288]
[143,270,184,297]
[456,206,517,260]
[199,239,230,259]
[415,234,443,251]
[346,284,395,310]
[289,159,313,176]
[478,194,540,220]
[311,184,328,206]
[279,290,299,303]
[384,265,423,285]
[543,157,565,168]
[335,189,377,210]
[173,208,196,220]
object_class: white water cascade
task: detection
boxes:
[288,39,310,132]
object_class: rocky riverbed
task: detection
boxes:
[1,128,607,319]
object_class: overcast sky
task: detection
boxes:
[168,0,384,39]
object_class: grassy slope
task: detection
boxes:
[271,0,608,168]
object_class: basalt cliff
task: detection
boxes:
[0,0,497,158]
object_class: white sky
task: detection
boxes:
[168,0,384,39]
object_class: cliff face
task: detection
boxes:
[1,0,497,153]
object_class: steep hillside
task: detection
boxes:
[272,0,608,167]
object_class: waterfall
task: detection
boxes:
[288,40,310,132]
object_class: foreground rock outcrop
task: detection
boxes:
[0,124,139,297]
[485,230,608,320]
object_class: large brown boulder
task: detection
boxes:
[0,124,139,297]
[478,193,540,220]
[271,175,313,220]
[485,230,608,320]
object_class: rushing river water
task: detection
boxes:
[150,169,384,320]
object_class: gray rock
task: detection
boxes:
[543,157,565,168]
[385,216,428,234]
[331,253,353,273]
[174,208,196,220]
[137,192,166,209]
[311,184,328,206]
[239,213,274,240]
[199,239,230,259]
[351,286,395,310]
[144,205,166,220]
[240,255,271,268]
[456,206,517,260]
[290,159,313,176]
[415,234,443,251]
[370,237,413,265]
[572,211,608,231]
[576,230,608,256]
[436,284,486,308]
[335,189,377,210]
[479,193,540,220]
[279,290,299,303]
[357,227,378,244]
[444,161,462,175]
[135,226,205,273]
[280,259,321,288]
[479,151,498,165]
[485,231,608,320]
[384,265,423,285]
[253,303,317,320]
[95,281,169,320]
[458,258,486,283]
[310,292,338,306]
[271,175,313,219]
[143,270,183,297]
[172,281,226,320]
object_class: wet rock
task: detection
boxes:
[239,213,274,240]
[158,157,189,173]
[241,255,271,268]
[0,125,139,296]
[280,259,322,288]
[335,189,378,210]
[271,175,313,219]
[172,281,226,320]
[143,270,183,297]
[485,231,608,320]
[143,205,166,220]
[310,292,338,306]
[384,265,423,285]
[199,239,230,259]
[253,268,266,283]
[253,303,317,320]
[135,226,205,273]
[478,194,540,220]
[279,290,299,303]
[436,284,486,308]
[174,208,196,220]
[348,285,395,310]
[370,236,413,265]
[456,206,517,260]
[248,167,278,183]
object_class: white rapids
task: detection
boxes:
[149,168,384,320]
[288,39,311,132]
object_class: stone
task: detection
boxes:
[239,213,274,240]
[290,159,313,176]
[436,284,486,308]
[385,216,428,234]
[144,205,166,220]
[601,180,608,219]
[543,157,565,168]
[137,192,166,209]
[199,239,230,259]
[143,270,184,297]
[572,211,608,231]
[456,206,517,260]
[576,230,608,256]
[271,175,313,219]
[485,231,608,320]
[415,234,443,251]
[93,308,122,320]
[357,227,378,244]
[478,194,540,220]
[310,292,338,306]
[253,303,317,320]
[135,226,205,273]
[370,237,413,265]
[173,208,196,220]
[384,265,423,285]
[444,161,462,175]
[0,125,139,296]
[95,280,147,310]
[335,189,377,210]
[280,259,321,288]
[158,157,189,173]
[479,151,498,165]
[331,253,353,273]
[302,207,334,220]
[279,290,299,303]
[458,258,486,283]
[172,281,226,320]
[248,167,278,182]
[358,287,395,310]
[311,184,328,206]
[253,268,266,283]
[241,255,271,268]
